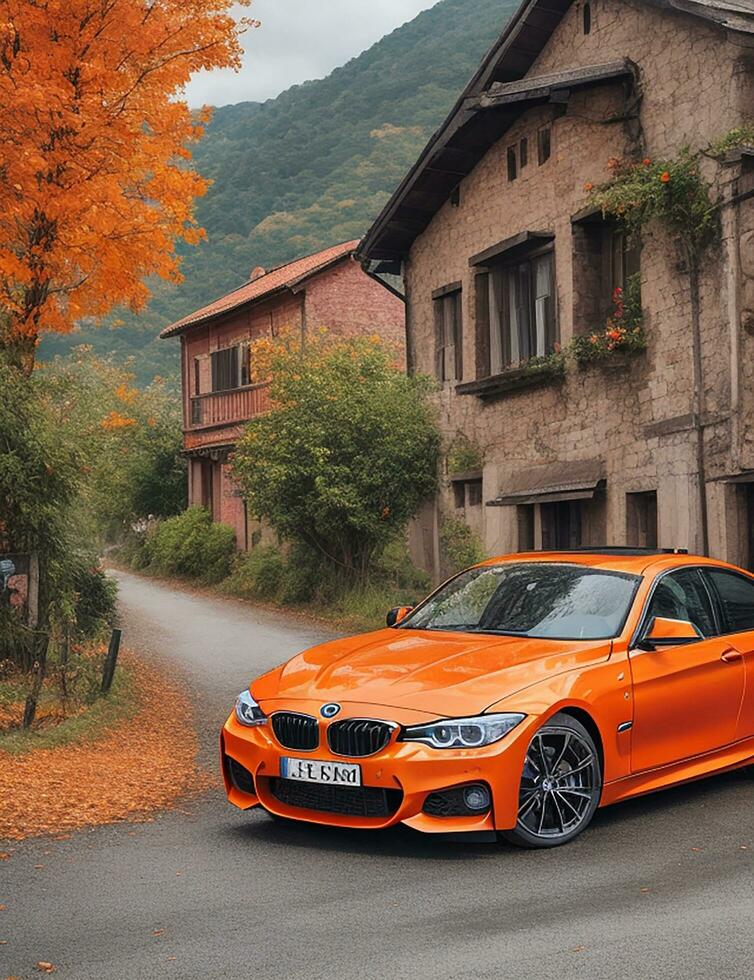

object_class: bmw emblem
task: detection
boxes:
[321,702,341,719]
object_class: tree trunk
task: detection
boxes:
[22,629,50,728]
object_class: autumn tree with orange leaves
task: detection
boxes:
[0,0,257,370]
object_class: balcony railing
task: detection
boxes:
[188,383,270,429]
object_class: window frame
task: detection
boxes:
[487,243,558,374]
[537,126,551,165]
[631,566,724,648]
[432,283,463,382]
[700,567,754,636]
[210,342,251,394]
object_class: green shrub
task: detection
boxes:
[148,507,236,584]
[223,545,286,600]
[375,537,431,595]
[440,517,485,574]
[69,560,118,638]
[233,335,439,581]
[277,542,336,605]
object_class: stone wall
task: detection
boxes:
[404,0,754,574]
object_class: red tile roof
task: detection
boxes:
[160,240,360,339]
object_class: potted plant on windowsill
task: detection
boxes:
[572,273,646,369]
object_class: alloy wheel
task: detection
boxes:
[500,715,602,848]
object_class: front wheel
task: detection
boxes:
[500,713,602,849]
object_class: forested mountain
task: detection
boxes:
[41,0,518,383]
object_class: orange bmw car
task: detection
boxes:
[221,549,754,847]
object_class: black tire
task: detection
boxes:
[500,712,602,849]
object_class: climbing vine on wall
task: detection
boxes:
[586,151,717,260]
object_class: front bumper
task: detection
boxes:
[221,700,536,834]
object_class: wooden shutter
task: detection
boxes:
[474,271,490,379]
[454,290,463,381]
[433,298,445,380]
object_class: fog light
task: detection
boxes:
[463,784,491,811]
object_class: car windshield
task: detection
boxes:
[402,563,640,640]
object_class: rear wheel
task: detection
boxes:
[500,713,602,849]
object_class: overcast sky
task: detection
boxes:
[185,0,439,107]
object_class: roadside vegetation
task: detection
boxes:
[119,334,441,630]
[0,345,186,741]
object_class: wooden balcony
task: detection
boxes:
[188,383,270,431]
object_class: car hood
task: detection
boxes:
[252,628,612,717]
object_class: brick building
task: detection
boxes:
[161,241,405,548]
[359,0,754,579]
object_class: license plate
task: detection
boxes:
[280,757,361,786]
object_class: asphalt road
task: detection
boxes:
[2,570,752,980]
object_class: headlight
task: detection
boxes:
[401,713,525,749]
[235,690,267,727]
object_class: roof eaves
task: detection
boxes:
[357,0,754,264]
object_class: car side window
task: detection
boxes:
[646,569,716,638]
[703,570,754,633]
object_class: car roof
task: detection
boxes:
[477,550,744,577]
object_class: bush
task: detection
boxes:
[223,545,286,600]
[440,517,485,575]
[233,334,439,581]
[148,508,236,584]
[218,537,432,631]
[69,560,118,639]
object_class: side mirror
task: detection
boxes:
[638,616,702,650]
[386,605,413,627]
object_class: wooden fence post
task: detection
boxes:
[101,628,122,694]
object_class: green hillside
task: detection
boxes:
[41,0,518,383]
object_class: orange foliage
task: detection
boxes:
[0,653,212,840]
[100,410,136,429]
[0,0,258,344]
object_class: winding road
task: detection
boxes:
[2,569,752,979]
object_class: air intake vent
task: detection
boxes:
[271,712,319,751]
[269,778,402,818]
[327,718,394,757]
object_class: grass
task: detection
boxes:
[0,665,139,756]
[302,582,416,633]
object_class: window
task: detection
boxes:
[572,218,641,334]
[646,569,716,637]
[704,570,754,633]
[583,2,592,34]
[467,480,483,507]
[538,126,551,165]
[518,506,535,551]
[210,343,250,393]
[487,250,556,373]
[433,286,463,381]
[519,137,528,169]
[194,357,201,396]
[541,500,582,550]
[452,477,482,509]
[403,563,640,640]
[609,228,640,299]
[507,145,517,181]
[627,491,658,549]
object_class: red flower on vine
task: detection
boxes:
[660,171,671,183]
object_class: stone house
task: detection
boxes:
[160,241,405,549]
[358,0,754,578]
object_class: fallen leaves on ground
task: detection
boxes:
[35,964,55,975]
[0,653,211,840]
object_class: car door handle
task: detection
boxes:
[721,648,744,664]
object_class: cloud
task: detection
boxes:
[185,0,438,107]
